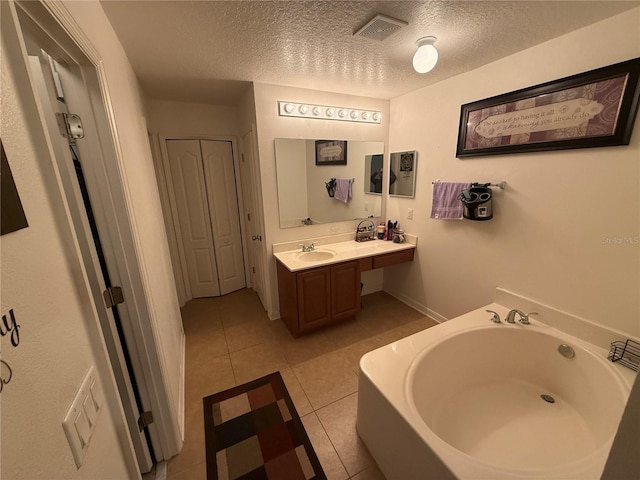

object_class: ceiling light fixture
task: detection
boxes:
[278,101,382,124]
[413,36,438,74]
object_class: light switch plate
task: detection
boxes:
[62,366,103,468]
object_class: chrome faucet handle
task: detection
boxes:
[519,312,538,325]
[486,310,501,323]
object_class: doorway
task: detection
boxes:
[164,139,246,299]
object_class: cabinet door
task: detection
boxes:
[331,261,361,320]
[297,267,331,332]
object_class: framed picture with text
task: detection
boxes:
[315,140,347,165]
[456,57,640,157]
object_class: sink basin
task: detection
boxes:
[298,250,336,262]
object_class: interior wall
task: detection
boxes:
[385,8,640,338]
[0,2,137,478]
[145,98,241,137]
[252,82,390,317]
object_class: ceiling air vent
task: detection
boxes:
[354,14,408,41]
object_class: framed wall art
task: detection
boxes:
[456,57,640,158]
[1,140,29,235]
[315,140,347,165]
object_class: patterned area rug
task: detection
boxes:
[203,371,326,480]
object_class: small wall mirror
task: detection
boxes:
[389,150,417,198]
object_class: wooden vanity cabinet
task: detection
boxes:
[277,260,361,337]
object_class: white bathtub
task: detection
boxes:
[356,303,635,480]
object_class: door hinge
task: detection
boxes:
[241,153,245,163]
[56,113,85,141]
[137,411,154,431]
[252,266,256,274]
[103,286,124,309]
[247,212,251,221]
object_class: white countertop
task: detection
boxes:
[273,237,417,272]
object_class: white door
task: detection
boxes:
[26,47,155,471]
[201,140,246,295]
[166,140,221,298]
[240,129,267,308]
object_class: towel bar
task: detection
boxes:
[432,180,506,190]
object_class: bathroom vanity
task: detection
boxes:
[274,238,416,337]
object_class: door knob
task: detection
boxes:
[252,235,262,241]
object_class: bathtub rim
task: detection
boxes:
[358,303,636,480]
[403,322,631,476]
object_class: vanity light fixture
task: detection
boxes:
[413,36,438,74]
[278,101,382,124]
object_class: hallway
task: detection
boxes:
[167,289,438,479]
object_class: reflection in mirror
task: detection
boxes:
[364,154,384,194]
[274,139,384,228]
[389,150,418,198]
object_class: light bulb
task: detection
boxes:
[284,103,294,113]
[338,109,347,118]
[372,112,381,122]
[313,106,322,116]
[299,105,308,114]
[326,108,335,117]
[361,112,370,120]
[413,36,438,74]
[350,110,360,119]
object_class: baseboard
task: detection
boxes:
[178,332,186,441]
[386,291,448,324]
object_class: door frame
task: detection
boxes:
[12,0,182,463]
[239,126,269,312]
[154,134,250,304]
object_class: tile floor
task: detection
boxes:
[166,288,439,480]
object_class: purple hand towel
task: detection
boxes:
[430,182,471,219]
[334,178,353,203]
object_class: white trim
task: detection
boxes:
[242,124,270,312]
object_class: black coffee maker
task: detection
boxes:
[460,183,493,221]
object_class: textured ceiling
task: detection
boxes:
[100,1,639,106]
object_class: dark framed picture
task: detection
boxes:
[456,57,640,158]
[1,139,29,235]
[315,140,347,165]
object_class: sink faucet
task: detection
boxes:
[505,309,538,325]
[299,242,316,252]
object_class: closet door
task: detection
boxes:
[166,139,221,297]
[201,140,246,295]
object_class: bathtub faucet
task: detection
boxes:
[505,309,538,325]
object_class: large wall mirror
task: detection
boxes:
[274,138,384,228]
[389,150,417,198]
